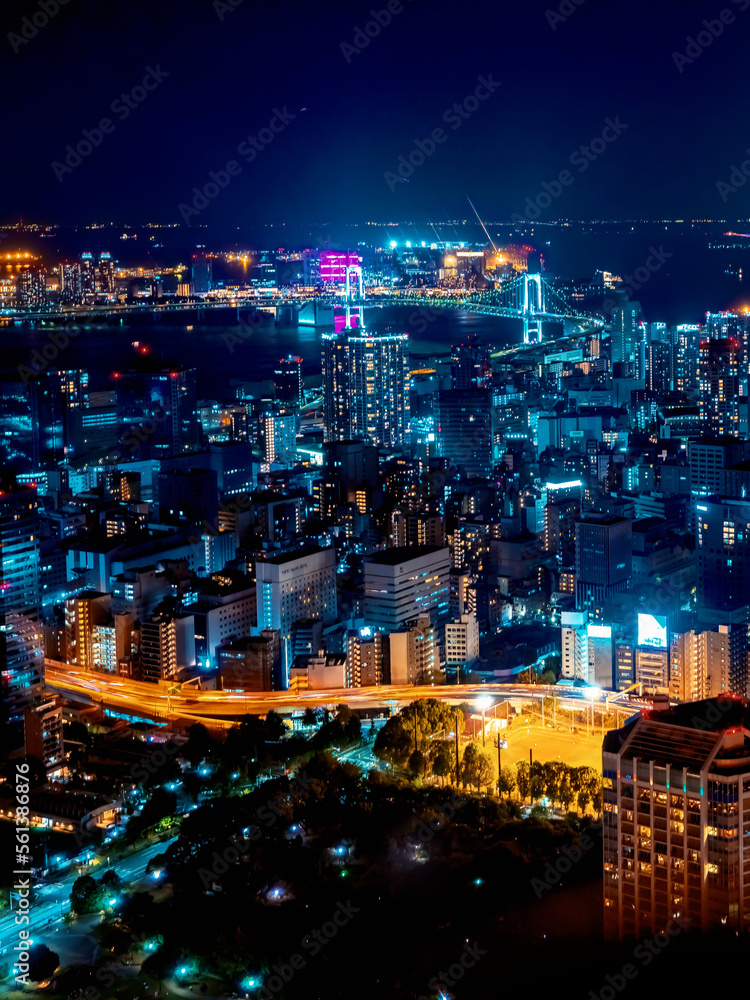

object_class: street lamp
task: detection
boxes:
[476,696,493,748]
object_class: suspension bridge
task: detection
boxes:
[4,272,602,345]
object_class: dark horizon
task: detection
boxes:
[3,0,750,225]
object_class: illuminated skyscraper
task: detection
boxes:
[435,389,493,477]
[575,516,632,612]
[115,365,199,458]
[699,338,742,437]
[274,355,304,406]
[0,480,43,745]
[322,329,409,449]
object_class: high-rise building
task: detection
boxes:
[363,545,450,633]
[388,614,437,685]
[262,409,298,466]
[191,258,213,294]
[0,481,43,743]
[140,614,178,683]
[699,338,742,437]
[696,497,750,617]
[28,368,88,467]
[645,341,672,394]
[669,626,730,702]
[675,324,702,394]
[347,628,383,687]
[451,337,491,389]
[575,516,632,611]
[115,365,200,458]
[24,697,64,772]
[689,437,749,497]
[255,546,338,684]
[322,329,409,449]
[64,591,112,670]
[435,389,494,478]
[218,631,280,691]
[611,298,644,364]
[274,356,304,406]
[603,698,750,939]
[445,612,480,672]
[15,264,47,308]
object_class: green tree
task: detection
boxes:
[70,875,102,915]
[408,749,427,778]
[515,761,530,803]
[498,766,517,799]
[27,944,59,982]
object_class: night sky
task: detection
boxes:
[2,0,747,226]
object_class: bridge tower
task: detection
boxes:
[522,273,545,344]
[335,264,365,332]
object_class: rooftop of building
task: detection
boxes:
[259,544,330,566]
[364,544,448,566]
[604,697,750,773]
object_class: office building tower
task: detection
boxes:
[60,262,83,303]
[115,365,200,458]
[364,545,450,632]
[445,612,480,673]
[675,324,702,394]
[320,439,379,520]
[274,356,304,406]
[157,468,219,528]
[28,368,88,467]
[699,338,742,437]
[322,329,409,449]
[262,409,298,466]
[218,631,280,691]
[611,298,644,364]
[191,258,213,294]
[435,389,494,478]
[689,437,749,497]
[575,516,632,611]
[15,265,47,308]
[696,497,750,618]
[255,546,337,683]
[706,311,749,367]
[96,252,115,294]
[319,250,362,286]
[451,337,491,389]
[80,252,95,295]
[603,698,750,939]
[646,341,672,394]
[24,697,64,772]
[347,628,383,687]
[0,481,43,741]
